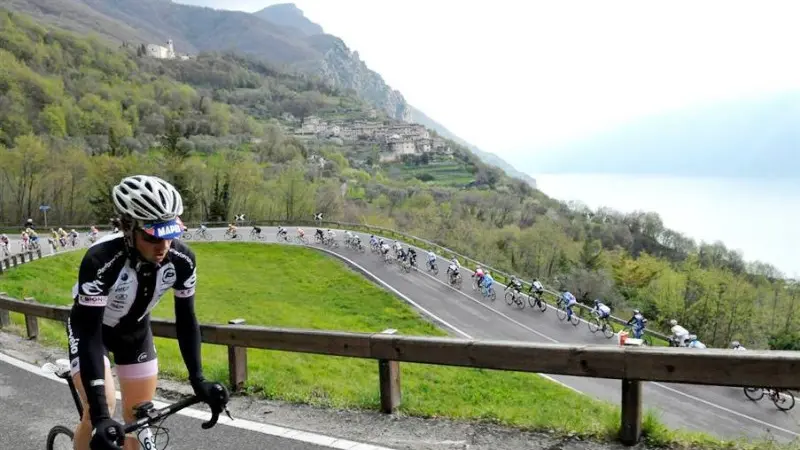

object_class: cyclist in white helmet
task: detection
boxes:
[67,175,229,450]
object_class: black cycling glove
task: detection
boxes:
[191,378,230,412]
[90,417,125,450]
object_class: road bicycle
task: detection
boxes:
[527,291,547,312]
[481,284,496,302]
[588,313,615,339]
[448,271,463,289]
[504,287,525,309]
[555,297,580,326]
[743,387,796,411]
[42,359,232,449]
[426,259,439,276]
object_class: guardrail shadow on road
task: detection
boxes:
[0,293,798,447]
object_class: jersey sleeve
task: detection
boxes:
[72,251,115,424]
[172,245,197,299]
[170,244,204,382]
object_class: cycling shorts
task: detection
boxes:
[67,315,158,380]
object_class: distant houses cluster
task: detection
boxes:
[136,39,192,61]
[289,115,453,162]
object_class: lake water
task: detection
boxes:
[533,174,800,277]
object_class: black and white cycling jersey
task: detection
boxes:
[68,233,203,426]
[71,233,197,328]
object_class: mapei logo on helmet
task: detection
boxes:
[155,223,182,237]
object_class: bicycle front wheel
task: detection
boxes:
[773,390,795,411]
[588,317,600,333]
[556,306,567,321]
[744,387,764,401]
[505,291,515,306]
[602,323,615,339]
[46,425,74,450]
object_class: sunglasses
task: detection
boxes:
[136,228,171,244]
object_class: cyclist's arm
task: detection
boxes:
[172,248,203,383]
[72,254,113,425]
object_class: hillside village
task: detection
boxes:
[135,40,454,165]
[289,115,454,162]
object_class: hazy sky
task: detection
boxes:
[176,0,800,161]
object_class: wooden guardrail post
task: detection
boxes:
[0,292,9,327]
[378,328,401,413]
[227,318,247,392]
[22,297,39,339]
[620,379,642,445]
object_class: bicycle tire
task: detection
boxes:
[773,390,795,411]
[505,291,514,305]
[515,294,525,309]
[490,289,496,302]
[570,313,580,326]
[556,306,567,321]
[588,317,600,333]
[602,323,615,339]
[744,387,764,401]
[46,425,74,450]
[182,232,193,240]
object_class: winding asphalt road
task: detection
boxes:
[4,226,799,443]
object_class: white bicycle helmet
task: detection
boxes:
[113,175,183,222]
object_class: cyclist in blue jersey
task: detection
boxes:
[592,299,611,319]
[67,175,229,450]
[626,309,647,339]
[482,271,495,297]
[561,291,577,321]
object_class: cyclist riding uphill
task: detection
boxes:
[447,257,461,282]
[68,175,228,450]
[686,334,707,349]
[669,319,690,347]
[481,271,495,294]
[529,278,544,296]
[626,309,647,339]
[473,266,485,288]
[561,291,578,321]
[426,249,437,269]
[505,275,522,293]
[592,299,611,319]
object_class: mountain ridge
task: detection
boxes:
[0,0,534,187]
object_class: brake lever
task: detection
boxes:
[201,409,220,429]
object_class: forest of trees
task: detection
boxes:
[1,9,798,351]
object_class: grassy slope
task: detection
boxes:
[0,243,777,448]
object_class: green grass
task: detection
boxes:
[394,160,475,186]
[0,243,795,449]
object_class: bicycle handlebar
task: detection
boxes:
[123,395,232,435]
